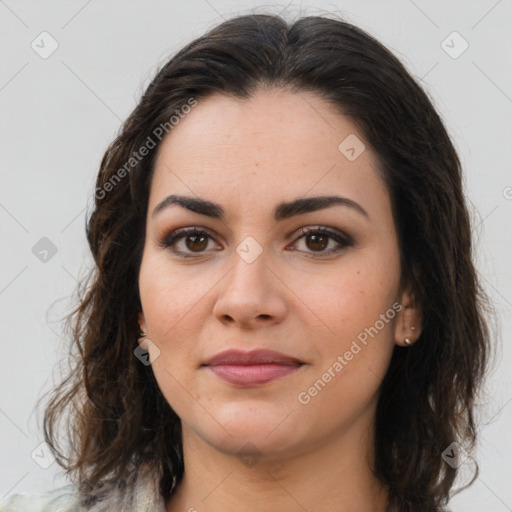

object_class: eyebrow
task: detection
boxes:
[152,194,369,221]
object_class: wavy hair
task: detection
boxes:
[41,12,494,512]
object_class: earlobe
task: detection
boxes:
[137,311,147,347]
[394,287,422,347]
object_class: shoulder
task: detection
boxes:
[0,484,84,512]
[0,463,167,512]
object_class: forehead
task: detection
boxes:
[155,88,354,159]
[149,88,390,223]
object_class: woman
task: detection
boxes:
[0,11,493,512]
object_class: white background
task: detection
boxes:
[0,1,511,510]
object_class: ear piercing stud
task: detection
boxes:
[404,326,416,346]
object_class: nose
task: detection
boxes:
[212,246,288,329]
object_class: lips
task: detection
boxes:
[202,349,305,386]
[202,349,304,366]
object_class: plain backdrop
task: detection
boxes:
[1,1,511,510]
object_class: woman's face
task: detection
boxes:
[138,88,420,462]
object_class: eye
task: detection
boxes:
[288,226,354,257]
[158,225,354,258]
[158,227,220,258]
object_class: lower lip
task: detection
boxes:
[205,363,303,386]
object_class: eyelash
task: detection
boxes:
[158,226,354,259]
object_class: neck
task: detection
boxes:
[166,420,388,512]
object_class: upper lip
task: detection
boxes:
[202,349,304,366]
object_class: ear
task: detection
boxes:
[137,311,148,349]
[393,285,422,347]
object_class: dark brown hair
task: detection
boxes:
[41,12,494,512]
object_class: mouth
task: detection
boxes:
[202,349,305,386]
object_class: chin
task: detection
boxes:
[193,411,301,459]
[210,430,297,464]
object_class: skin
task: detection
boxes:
[137,88,422,512]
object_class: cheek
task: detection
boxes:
[304,260,398,340]
[300,256,399,387]
[138,255,216,405]
[297,276,397,423]
[138,254,211,339]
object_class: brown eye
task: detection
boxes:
[305,233,329,252]
[185,234,209,252]
[291,226,354,257]
[159,228,219,257]
[159,225,353,259]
